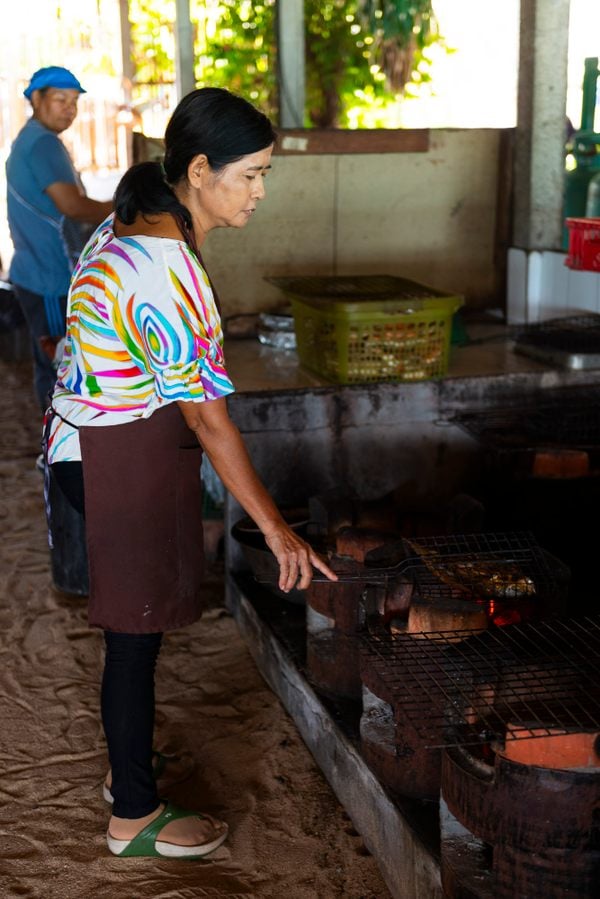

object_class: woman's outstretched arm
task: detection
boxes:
[177,397,337,593]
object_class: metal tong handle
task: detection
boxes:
[254,555,419,585]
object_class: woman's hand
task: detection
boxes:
[263,522,338,593]
[177,398,338,593]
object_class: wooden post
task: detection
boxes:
[277,0,306,128]
[175,0,196,101]
[118,0,135,168]
[513,0,571,250]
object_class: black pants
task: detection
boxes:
[102,631,162,818]
[52,461,162,818]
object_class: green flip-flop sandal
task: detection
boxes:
[106,801,229,859]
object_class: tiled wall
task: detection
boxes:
[507,248,600,323]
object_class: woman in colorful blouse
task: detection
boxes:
[46,87,337,860]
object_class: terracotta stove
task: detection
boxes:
[309,528,571,801]
[308,526,599,894]
[305,526,407,701]
[361,615,600,895]
[231,485,600,897]
[435,617,600,898]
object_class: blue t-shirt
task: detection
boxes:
[6,118,84,297]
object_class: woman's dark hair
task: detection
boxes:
[114,87,275,238]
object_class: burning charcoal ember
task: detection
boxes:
[396,531,570,620]
[496,725,600,768]
[532,448,591,478]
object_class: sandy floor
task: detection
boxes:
[0,353,390,898]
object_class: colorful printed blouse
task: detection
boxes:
[47,217,234,464]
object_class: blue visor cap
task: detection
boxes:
[24,66,86,99]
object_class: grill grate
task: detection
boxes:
[257,531,568,616]
[515,314,600,353]
[403,531,568,611]
[360,615,600,748]
[265,274,449,302]
[455,387,600,449]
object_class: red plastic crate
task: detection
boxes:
[565,217,600,271]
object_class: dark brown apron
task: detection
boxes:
[79,403,204,633]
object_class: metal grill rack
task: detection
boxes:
[516,314,600,352]
[402,531,569,609]
[514,314,600,370]
[265,274,450,301]
[257,532,568,614]
[360,616,600,747]
[455,387,600,449]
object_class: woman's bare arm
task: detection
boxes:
[178,397,337,592]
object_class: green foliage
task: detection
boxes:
[128,0,444,128]
[129,0,177,86]
[358,0,435,44]
[194,0,277,115]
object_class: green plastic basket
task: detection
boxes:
[267,276,464,385]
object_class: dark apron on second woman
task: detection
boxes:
[78,402,204,633]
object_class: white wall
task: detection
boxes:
[508,247,600,323]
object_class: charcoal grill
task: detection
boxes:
[429,615,600,898]
[360,615,600,748]
[401,531,568,621]
[288,530,569,619]
[514,313,600,370]
[441,737,600,899]
[355,531,570,800]
[455,385,600,453]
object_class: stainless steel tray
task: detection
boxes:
[514,341,600,370]
[513,313,600,370]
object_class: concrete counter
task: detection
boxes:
[223,321,600,542]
